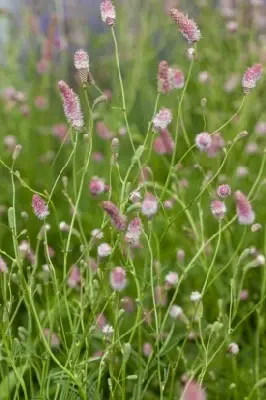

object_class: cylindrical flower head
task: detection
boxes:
[235,190,255,225]
[181,380,206,400]
[195,132,212,151]
[32,194,49,220]
[242,64,263,94]
[168,67,185,89]
[74,49,89,87]
[97,243,112,258]
[125,217,142,247]
[58,80,84,130]
[68,265,81,288]
[216,184,231,198]
[100,0,116,26]
[110,266,127,291]
[152,108,173,132]
[89,176,105,195]
[157,61,171,94]
[141,193,158,217]
[169,8,201,44]
[102,201,127,231]
[210,200,226,220]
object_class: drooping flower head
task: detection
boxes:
[58,80,84,130]
[32,194,49,220]
[102,201,127,231]
[74,49,89,86]
[100,0,116,26]
[169,8,201,44]
[234,190,255,225]
[152,108,173,132]
[242,64,263,94]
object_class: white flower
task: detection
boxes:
[228,342,239,355]
[102,324,114,335]
[190,291,201,303]
[169,305,183,319]
[91,229,104,240]
[97,243,112,258]
[165,272,179,286]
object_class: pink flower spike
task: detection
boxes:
[168,67,185,89]
[102,201,127,231]
[169,8,201,44]
[110,266,127,291]
[242,64,263,94]
[181,380,206,400]
[68,265,81,288]
[152,108,173,132]
[100,0,116,26]
[74,49,89,86]
[58,80,84,130]
[157,61,171,94]
[235,190,255,225]
[125,217,142,247]
[32,194,49,220]
[210,200,226,220]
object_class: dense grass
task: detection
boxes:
[0,1,266,399]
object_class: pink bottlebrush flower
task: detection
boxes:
[96,121,113,140]
[100,0,116,26]
[143,342,153,357]
[255,121,266,136]
[97,243,112,258]
[43,329,60,347]
[19,240,35,265]
[0,256,8,273]
[153,136,168,154]
[242,64,263,94]
[68,266,81,288]
[165,271,178,287]
[74,49,89,86]
[141,193,158,218]
[110,266,127,291]
[1,87,16,100]
[58,80,84,130]
[121,296,135,312]
[181,380,206,400]
[155,285,168,306]
[102,201,127,231]
[125,217,142,247]
[216,184,231,199]
[34,96,48,109]
[235,190,255,225]
[152,108,173,132]
[89,176,105,195]
[169,8,201,44]
[210,200,227,220]
[32,194,49,220]
[207,132,225,158]
[195,132,212,151]
[169,67,185,89]
[157,60,171,94]
[52,123,69,142]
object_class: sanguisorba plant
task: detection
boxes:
[1,1,266,399]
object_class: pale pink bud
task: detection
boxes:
[68,265,81,288]
[157,61,171,94]
[195,132,212,151]
[74,49,89,86]
[100,0,116,26]
[152,108,173,132]
[32,194,49,220]
[210,200,227,220]
[58,80,84,130]
[102,201,127,231]
[242,64,263,94]
[110,266,127,291]
[4,135,16,151]
[165,271,179,287]
[139,167,151,183]
[155,285,167,306]
[239,289,249,301]
[143,342,153,357]
[91,229,104,240]
[0,256,8,273]
[141,193,158,217]
[43,329,60,347]
[125,217,142,247]
[59,221,70,232]
[181,380,206,400]
[228,342,239,355]
[168,67,185,89]
[89,177,105,195]
[164,199,174,209]
[216,184,231,199]
[177,249,185,263]
[226,20,238,32]
[97,243,112,258]
[235,190,255,225]
[169,8,201,43]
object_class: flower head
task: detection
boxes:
[181,380,206,400]
[157,61,171,94]
[89,177,105,195]
[153,128,174,155]
[168,67,185,89]
[242,64,263,94]
[0,256,8,273]
[210,200,227,220]
[228,342,239,355]
[102,201,127,231]
[110,266,127,291]
[169,305,183,319]
[125,217,142,247]
[216,184,231,199]
[74,49,89,86]
[234,190,255,225]
[195,132,212,151]
[97,243,112,258]
[152,108,173,132]
[58,80,84,130]
[165,271,179,286]
[141,193,158,217]
[169,8,201,43]
[32,194,49,220]
[68,265,81,288]
[100,0,116,26]
[190,291,201,303]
